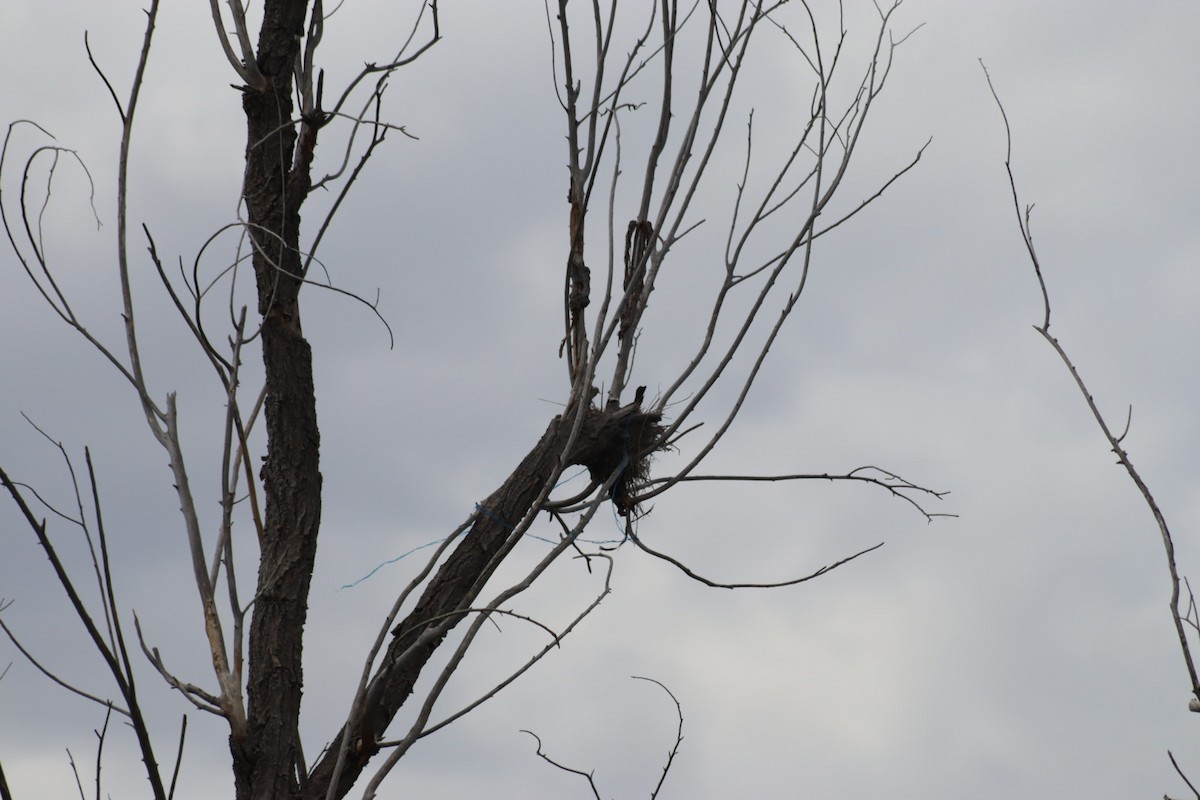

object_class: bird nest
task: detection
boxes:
[568,403,667,517]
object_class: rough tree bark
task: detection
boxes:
[236,1,323,797]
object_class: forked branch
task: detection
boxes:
[521,675,685,800]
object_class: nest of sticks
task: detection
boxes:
[568,401,666,517]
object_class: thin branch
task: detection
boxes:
[1,449,167,796]
[206,0,264,87]
[980,60,1049,330]
[145,226,235,379]
[324,1,441,120]
[115,0,169,438]
[1169,751,1200,800]
[68,748,85,800]
[653,2,914,443]
[0,467,126,691]
[235,217,396,346]
[0,615,130,717]
[92,706,112,800]
[630,534,885,589]
[520,730,603,800]
[135,617,225,716]
[1,126,139,389]
[85,451,136,712]
[520,674,682,800]
[410,554,615,743]
[798,136,930,246]
[984,60,1200,702]
[167,716,188,800]
[306,93,398,191]
[358,464,624,798]
[321,511,478,800]
[641,466,953,522]
[0,753,12,800]
[84,33,126,122]
[631,675,684,800]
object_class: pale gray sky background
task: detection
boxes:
[2,2,1199,798]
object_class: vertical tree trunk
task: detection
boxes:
[235,1,320,798]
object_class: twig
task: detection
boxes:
[68,748,85,800]
[640,465,952,522]
[408,555,615,743]
[631,531,884,589]
[520,730,603,800]
[206,0,264,87]
[321,511,478,800]
[631,676,684,799]
[134,617,225,716]
[0,754,12,800]
[983,59,1200,704]
[1168,750,1200,800]
[0,615,129,716]
[167,715,188,800]
[84,32,126,121]
[92,705,112,800]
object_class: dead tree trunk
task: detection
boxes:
[235,1,322,797]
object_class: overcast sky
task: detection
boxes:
[2,2,1199,798]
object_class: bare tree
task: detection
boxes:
[0,2,942,798]
[983,63,1200,800]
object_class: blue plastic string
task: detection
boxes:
[338,536,447,590]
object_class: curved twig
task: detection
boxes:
[0,615,130,717]
[631,675,684,799]
[630,533,884,589]
[521,730,603,800]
